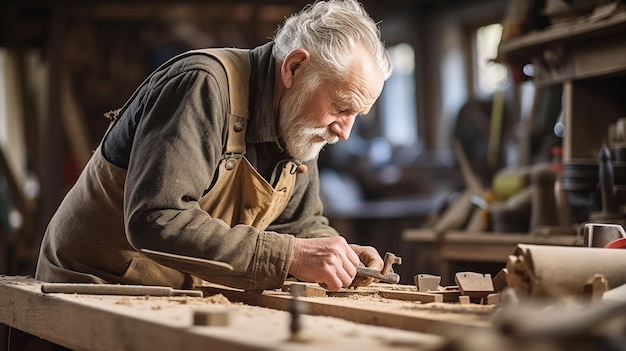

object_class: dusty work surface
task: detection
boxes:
[0,276,457,351]
[201,281,493,336]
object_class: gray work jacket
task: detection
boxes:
[35,42,338,291]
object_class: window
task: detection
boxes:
[475,23,508,96]
[379,43,418,148]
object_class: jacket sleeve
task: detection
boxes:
[123,58,293,291]
[267,158,340,238]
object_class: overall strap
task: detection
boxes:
[105,48,251,157]
[189,48,251,155]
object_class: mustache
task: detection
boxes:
[315,127,339,144]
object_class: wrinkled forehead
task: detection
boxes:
[336,51,385,113]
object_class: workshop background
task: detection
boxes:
[1,0,625,289]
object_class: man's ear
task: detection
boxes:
[280,49,310,89]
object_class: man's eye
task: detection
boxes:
[333,104,349,113]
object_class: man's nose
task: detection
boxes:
[330,115,356,140]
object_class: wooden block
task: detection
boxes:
[492,269,508,292]
[455,272,494,298]
[378,290,443,303]
[458,296,470,304]
[486,293,500,305]
[414,274,441,292]
[193,307,229,326]
[429,289,461,303]
[286,282,327,297]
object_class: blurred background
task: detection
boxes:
[3,0,612,282]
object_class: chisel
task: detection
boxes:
[356,266,400,284]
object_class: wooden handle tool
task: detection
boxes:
[41,283,204,297]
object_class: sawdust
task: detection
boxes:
[115,297,134,306]
[0,275,35,285]
[110,293,231,309]
[372,285,416,292]
[406,302,494,315]
[203,293,231,304]
[165,297,190,304]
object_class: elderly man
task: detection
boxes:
[36,0,393,293]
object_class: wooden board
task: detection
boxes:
[0,276,450,351]
[202,282,492,336]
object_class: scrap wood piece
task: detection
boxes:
[455,272,494,298]
[486,293,500,305]
[429,289,461,303]
[414,274,441,292]
[492,269,508,292]
[282,282,327,298]
[378,290,443,303]
[193,307,230,326]
[327,289,379,297]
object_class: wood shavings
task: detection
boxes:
[115,297,134,306]
[405,302,494,315]
[203,293,231,304]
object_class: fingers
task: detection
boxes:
[348,244,384,287]
[323,267,353,292]
[288,237,365,291]
[350,275,374,287]
[323,245,359,291]
[350,244,384,271]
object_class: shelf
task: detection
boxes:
[402,228,583,284]
[499,7,626,62]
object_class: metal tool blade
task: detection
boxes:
[356,266,400,284]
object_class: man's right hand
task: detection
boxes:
[288,236,360,291]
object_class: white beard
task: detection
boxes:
[278,82,339,162]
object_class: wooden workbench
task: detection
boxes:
[0,276,494,351]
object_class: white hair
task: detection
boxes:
[272,0,393,82]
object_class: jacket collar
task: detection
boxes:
[247,42,280,145]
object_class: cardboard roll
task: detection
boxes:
[507,244,626,299]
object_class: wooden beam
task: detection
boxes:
[201,284,491,336]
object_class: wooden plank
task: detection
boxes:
[282,282,327,297]
[200,284,492,336]
[0,276,445,351]
[0,277,266,351]
[378,290,443,303]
